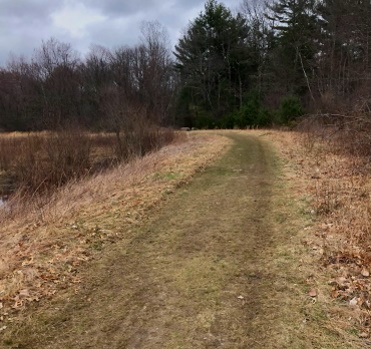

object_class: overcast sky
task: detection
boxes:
[0,0,242,66]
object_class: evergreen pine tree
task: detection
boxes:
[174,0,253,127]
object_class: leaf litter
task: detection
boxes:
[257,129,371,339]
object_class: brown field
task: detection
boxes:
[0,131,231,325]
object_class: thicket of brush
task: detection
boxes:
[297,114,371,162]
[0,123,175,197]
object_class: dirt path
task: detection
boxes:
[4,133,358,348]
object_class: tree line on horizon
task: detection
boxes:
[1,0,371,131]
[0,21,174,132]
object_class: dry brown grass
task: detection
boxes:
[254,128,371,340]
[0,131,231,324]
[3,131,355,348]
[0,127,175,196]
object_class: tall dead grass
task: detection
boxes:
[0,126,175,197]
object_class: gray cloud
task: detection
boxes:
[81,0,204,18]
[1,0,62,19]
[0,0,241,66]
[82,0,159,17]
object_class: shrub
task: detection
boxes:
[233,90,273,128]
[0,124,175,197]
[278,95,304,125]
[12,130,93,193]
[220,113,236,129]
[255,107,272,127]
[195,113,216,129]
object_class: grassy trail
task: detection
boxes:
[4,133,359,348]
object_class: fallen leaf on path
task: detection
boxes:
[361,269,370,277]
[337,277,347,285]
[349,297,358,307]
[19,289,30,297]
